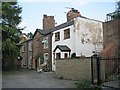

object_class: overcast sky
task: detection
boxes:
[18,0,117,34]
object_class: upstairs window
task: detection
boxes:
[43,37,48,49]
[29,42,32,51]
[55,32,60,41]
[22,45,25,53]
[64,28,70,39]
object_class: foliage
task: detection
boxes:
[27,32,33,38]
[116,0,120,11]
[35,52,44,64]
[59,76,64,79]
[75,80,92,88]
[75,80,101,89]
[2,2,22,70]
[111,1,120,19]
[71,53,76,58]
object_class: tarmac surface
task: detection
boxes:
[2,70,76,88]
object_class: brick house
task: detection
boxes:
[32,15,55,71]
[20,38,33,69]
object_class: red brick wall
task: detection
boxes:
[67,10,81,21]
[43,15,55,30]
[103,19,120,57]
[32,32,52,70]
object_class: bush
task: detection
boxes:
[59,76,64,79]
[75,80,101,89]
[75,80,91,88]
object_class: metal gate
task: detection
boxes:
[91,55,120,88]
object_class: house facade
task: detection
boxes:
[52,16,103,71]
[32,15,55,71]
[20,39,33,69]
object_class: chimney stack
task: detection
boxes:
[67,8,81,21]
[43,14,55,30]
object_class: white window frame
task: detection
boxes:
[29,42,32,51]
[22,45,25,52]
[43,37,48,49]
[44,53,48,64]
[29,56,32,65]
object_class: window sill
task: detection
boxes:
[64,37,70,40]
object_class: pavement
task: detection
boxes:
[101,80,120,90]
[2,70,76,88]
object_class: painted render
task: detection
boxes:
[52,16,103,71]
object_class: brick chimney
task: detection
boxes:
[67,8,81,21]
[43,14,55,30]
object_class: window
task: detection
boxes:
[29,42,32,51]
[44,53,48,59]
[22,45,25,52]
[55,32,60,41]
[29,56,32,65]
[64,53,68,59]
[64,28,70,39]
[56,53,61,59]
[43,37,48,49]
[44,53,48,64]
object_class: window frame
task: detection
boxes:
[29,42,32,51]
[43,37,48,49]
[55,32,60,41]
[44,53,48,64]
[22,45,25,53]
[64,28,70,39]
[44,53,48,60]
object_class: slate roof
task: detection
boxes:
[53,45,71,52]
[33,20,74,38]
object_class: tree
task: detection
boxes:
[116,0,120,11]
[27,32,33,38]
[2,2,22,70]
[111,1,120,19]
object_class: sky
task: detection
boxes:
[17,0,117,34]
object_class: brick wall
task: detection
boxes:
[103,19,120,57]
[56,58,91,80]
[67,9,81,21]
[32,32,52,70]
[56,58,106,81]
[43,14,55,30]
[32,32,43,69]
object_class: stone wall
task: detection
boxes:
[55,58,91,80]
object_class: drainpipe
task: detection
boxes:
[50,33,53,71]
[32,39,33,69]
[73,19,76,54]
[27,41,28,69]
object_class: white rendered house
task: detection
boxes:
[52,16,103,71]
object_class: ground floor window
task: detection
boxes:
[44,53,48,64]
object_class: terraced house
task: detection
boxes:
[20,8,104,72]
[52,9,103,71]
[32,15,55,71]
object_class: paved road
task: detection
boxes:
[2,70,76,88]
